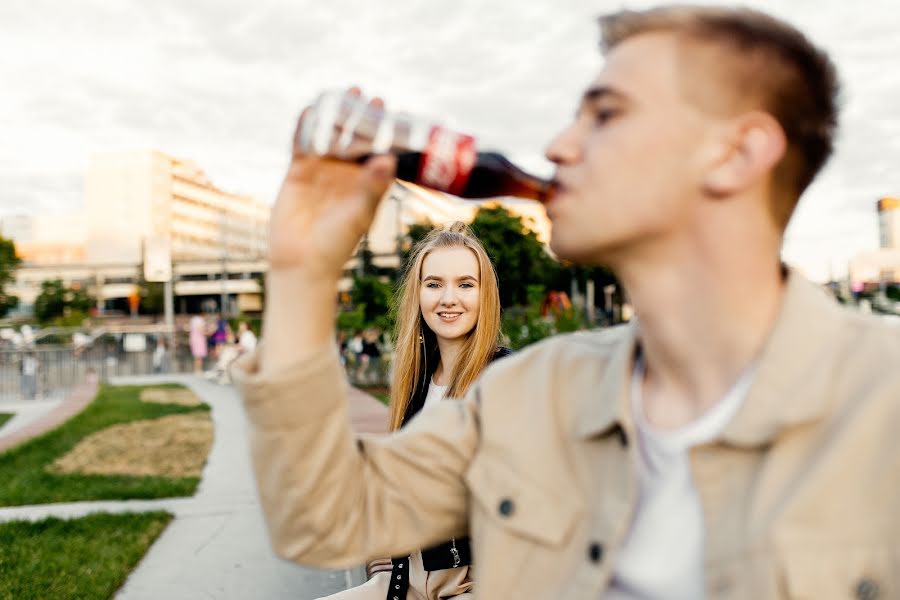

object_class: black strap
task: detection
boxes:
[385,557,410,600]
[421,537,472,571]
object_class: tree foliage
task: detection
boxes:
[349,273,394,331]
[469,205,560,308]
[139,281,165,315]
[33,279,95,323]
[0,236,21,317]
[398,220,437,272]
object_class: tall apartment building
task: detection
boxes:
[85,150,269,264]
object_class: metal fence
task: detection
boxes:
[0,326,394,403]
[0,330,203,403]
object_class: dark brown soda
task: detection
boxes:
[394,151,549,202]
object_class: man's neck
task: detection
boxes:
[617,245,785,430]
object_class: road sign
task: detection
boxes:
[144,235,172,282]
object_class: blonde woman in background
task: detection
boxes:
[321,222,510,600]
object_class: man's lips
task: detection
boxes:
[546,179,568,202]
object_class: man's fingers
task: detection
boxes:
[361,154,397,202]
[292,106,314,159]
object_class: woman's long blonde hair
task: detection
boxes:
[388,222,501,431]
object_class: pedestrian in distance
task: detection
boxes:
[235,5,900,597]
[20,348,39,400]
[189,315,208,374]
[238,321,258,354]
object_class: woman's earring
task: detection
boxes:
[418,334,424,344]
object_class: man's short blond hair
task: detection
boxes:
[599,5,840,228]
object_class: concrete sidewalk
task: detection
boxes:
[115,375,389,600]
[0,373,390,600]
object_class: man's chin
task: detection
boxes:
[549,236,605,266]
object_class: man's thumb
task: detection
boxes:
[361,154,397,202]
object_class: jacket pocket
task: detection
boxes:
[464,452,581,597]
[466,452,580,546]
[779,546,898,599]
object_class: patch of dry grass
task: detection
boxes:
[139,388,202,407]
[48,413,213,478]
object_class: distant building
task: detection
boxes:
[367,181,551,254]
[5,154,552,316]
[849,197,900,288]
[1,214,87,264]
[85,150,270,263]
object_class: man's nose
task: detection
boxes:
[545,123,582,165]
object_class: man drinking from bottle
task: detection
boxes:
[234,5,900,598]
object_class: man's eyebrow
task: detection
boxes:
[581,85,630,104]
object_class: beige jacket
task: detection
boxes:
[234,274,900,599]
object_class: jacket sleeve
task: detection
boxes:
[231,343,478,568]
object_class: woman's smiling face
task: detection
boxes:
[419,246,481,344]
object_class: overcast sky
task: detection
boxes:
[1,0,898,280]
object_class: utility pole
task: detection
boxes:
[220,208,229,317]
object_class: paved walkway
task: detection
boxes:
[0,399,62,440]
[0,378,98,453]
[0,374,390,600]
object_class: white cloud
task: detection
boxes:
[1,0,898,281]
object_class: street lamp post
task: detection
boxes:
[220,208,229,317]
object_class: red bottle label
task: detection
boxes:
[418,127,477,196]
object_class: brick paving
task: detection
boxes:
[346,384,390,434]
[0,376,99,454]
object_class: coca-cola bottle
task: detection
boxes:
[295,90,549,202]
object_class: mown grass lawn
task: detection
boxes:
[0,414,11,429]
[0,511,172,600]
[0,384,209,507]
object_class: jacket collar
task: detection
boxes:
[576,271,843,447]
[576,322,638,439]
[718,272,843,447]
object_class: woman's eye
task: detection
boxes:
[460,283,474,289]
[426,282,440,289]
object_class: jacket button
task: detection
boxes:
[588,542,604,564]
[498,498,515,517]
[856,578,879,600]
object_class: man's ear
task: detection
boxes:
[703,111,787,197]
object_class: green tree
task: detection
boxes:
[139,281,165,315]
[469,205,559,308]
[0,236,21,317]
[887,285,900,303]
[336,304,366,332]
[398,220,436,272]
[350,273,395,331]
[33,279,95,323]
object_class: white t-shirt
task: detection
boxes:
[239,330,258,352]
[605,357,755,600]
[424,378,448,408]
